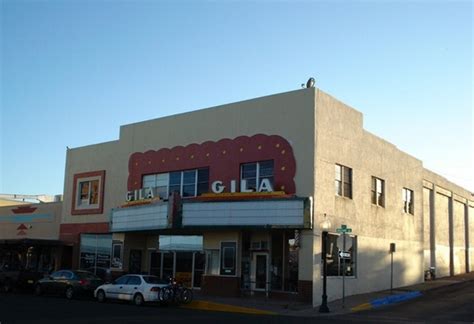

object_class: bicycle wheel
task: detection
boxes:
[159,287,172,302]
[180,288,193,304]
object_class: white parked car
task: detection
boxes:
[94,274,168,306]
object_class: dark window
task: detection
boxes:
[142,276,167,284]
[51,271,63,280]
[79,234,112,270]
[197,168,209,195]
[149,252,161,277]
[112,242,123,269]
[240,160,274,192]
[169,172,181,195]
[162,252,174,280]
[371,177,385,207]
[182,170,196,197]
[114,276,130,285]
[335,164,352,199]
[63,271,74,279]
[220,242,236,276]
[127,276,142,285]
[325,233,357,277]
[142,168,210,198]
[402,188,414,214]
[75,271,100,280]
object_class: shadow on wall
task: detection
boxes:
[318,240,424,303]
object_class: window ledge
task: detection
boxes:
[371,204,385,208]
[335,195,353,200]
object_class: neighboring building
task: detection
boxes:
[55,87,472,306]
[0,198,30,207]
[0,202,67,274]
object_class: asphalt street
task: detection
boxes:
[0,281,472,323]
[0,293,303,324]
[347,280,474,323]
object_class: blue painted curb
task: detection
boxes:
[370,291,422,308]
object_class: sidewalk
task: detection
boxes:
[182,272,474,317]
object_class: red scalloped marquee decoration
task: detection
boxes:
[12,206,37,214]
[128,134,296,194]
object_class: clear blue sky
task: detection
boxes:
[1,0,472,195]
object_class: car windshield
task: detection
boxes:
[75,271,100,280]
[142,276,167,284]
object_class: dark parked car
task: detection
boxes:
[0,263,44,293]
[35,270,103,299]
[85,266,112,282]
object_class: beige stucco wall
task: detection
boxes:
[61,140,122,225]
[470,205,474,272]
[434,193,450,278]
[203,231,240,250]
[453,200,466,274]
[312,90,424,305]
[0,202,62,240]
[422,169,472,277]
[423,187,432,269]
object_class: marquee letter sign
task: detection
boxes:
[127,134,296,195]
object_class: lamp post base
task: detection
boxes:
[319,296,330,313]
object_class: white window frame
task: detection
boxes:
[335,164,352,199]
[402,187,414,214]
[76,176,101,209]
[371,176,385,207]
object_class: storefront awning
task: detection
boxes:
[0,238,65,246]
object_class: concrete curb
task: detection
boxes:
[351,291,422,312]
[181,300,278,315]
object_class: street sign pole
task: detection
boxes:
[336,224,352,309]
[342,232,346,308]
[390,251,393,293]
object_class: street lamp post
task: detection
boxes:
[319,215,331,313]
[319,230,330,313]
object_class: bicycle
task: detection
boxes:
[159,277,193,305]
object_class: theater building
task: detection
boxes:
[59,87,473,305]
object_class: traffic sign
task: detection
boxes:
[338,251,351,259]
[336,224,352,234]
[337,235,352,250]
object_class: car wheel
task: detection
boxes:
[96,290,106,303]
[133,293,144,306]
[65,286,74,300]
[35,284,43,296]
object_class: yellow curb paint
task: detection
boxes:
[181,300,277,315]
[351,303,372,312]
